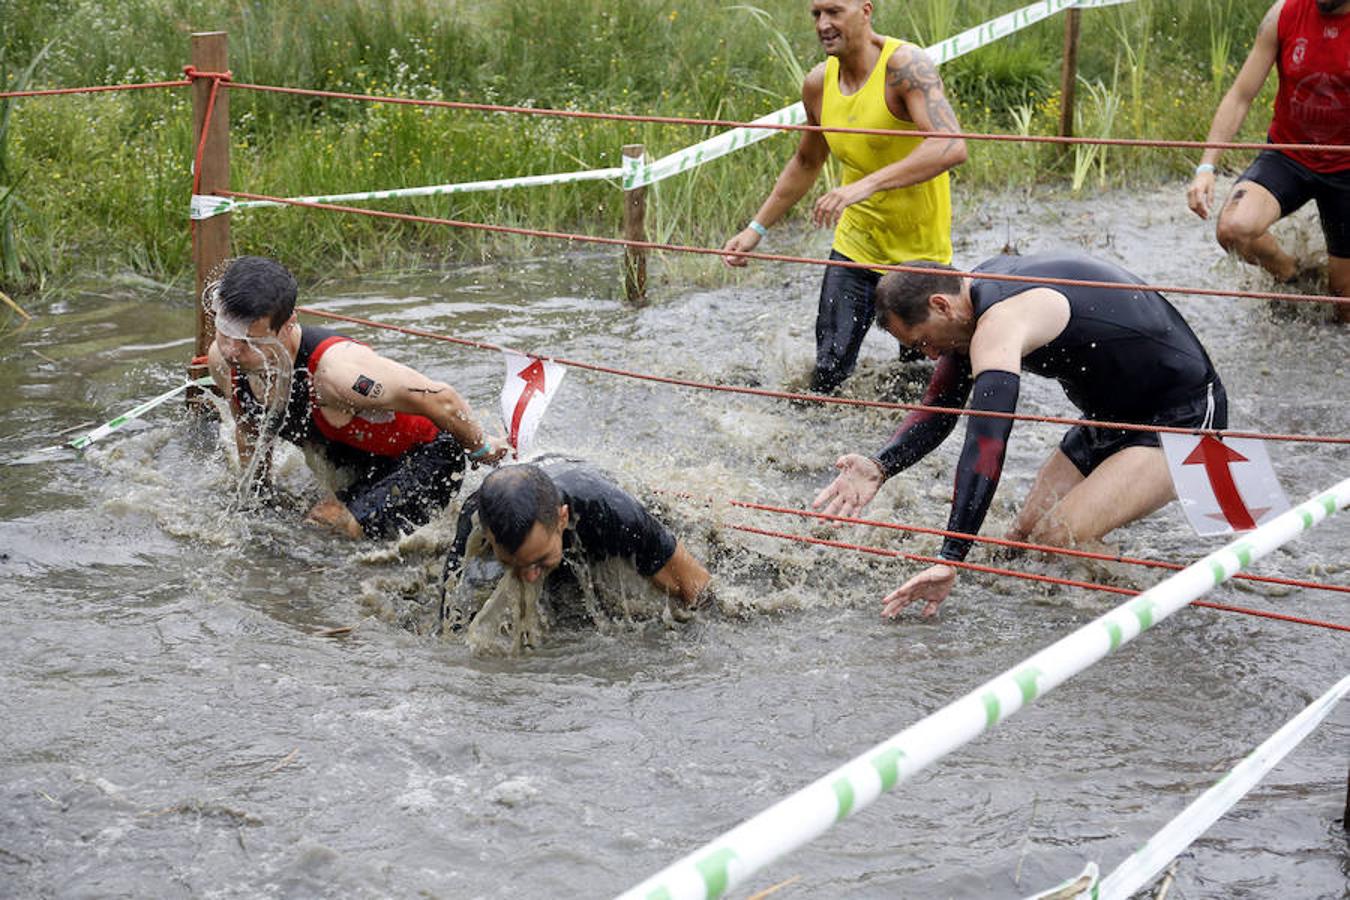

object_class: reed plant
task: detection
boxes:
[1206,0,1237,102]
[0,0,1284,293]
[1072,70,1123,193]
[1110,0,1154,139]
[0,38,52,291]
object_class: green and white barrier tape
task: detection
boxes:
[191,167,624,219]
[927,0,1135,65]
[67,376,214,451]
[620,103,808,191]
[616,476,1350,900]
[1088,671,1350,900]
[194,0,1134,218]
[621,0,1135,189]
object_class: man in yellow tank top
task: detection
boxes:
[721,0,966,393]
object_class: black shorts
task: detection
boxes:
[1238,150,1350,257]
[1059,381,1228,477]
[339,433,466,539]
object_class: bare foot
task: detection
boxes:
[303,498,365,539]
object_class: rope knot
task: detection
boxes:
[181,65,233,82]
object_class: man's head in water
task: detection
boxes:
[873,261,974,359]
[478,464,571,583]
[209,256,300,372]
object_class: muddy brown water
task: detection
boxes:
[1,183,1347,898]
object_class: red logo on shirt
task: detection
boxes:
[1291,37,1308,67]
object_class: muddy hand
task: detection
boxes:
[471,434,511,468]
[812,453,884,518]
[881,564,956,619]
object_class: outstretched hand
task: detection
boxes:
[720,228,762,268]
[881,564,957,619]
[812,453,884,518]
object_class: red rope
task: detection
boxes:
[223,190,1349,309]
[730,522,1350,633]
[291,303,1350,446]
[186,68,230,246]
[182,68,233,82]
[4,74,1348,158]
[0,80,190,99]
[715,496,1350,596]
[222,81,1350,156]
[188,69,231,199]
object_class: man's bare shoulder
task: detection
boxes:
[884,41,941,91]
[1262,0,1285,35]
[803,61,827,91]
[802,62,828,120]
[309,339,382,388]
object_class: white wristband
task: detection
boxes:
[748,220,768,238]
[1195,163,1216,174]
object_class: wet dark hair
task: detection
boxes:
[874,262,962,327]
[477,464,562,553]
[216,256,298,331]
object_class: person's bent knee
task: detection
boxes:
[1215,215,1264,253]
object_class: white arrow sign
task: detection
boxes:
[1161,433,1289,536]
[499,351,566,457]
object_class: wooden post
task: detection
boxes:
[1058,9,1081,141]
[189,31,229,391]
[622,144,647,306]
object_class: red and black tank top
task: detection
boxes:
[230,326,441,460]
[1270,0,1350,172]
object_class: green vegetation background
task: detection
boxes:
[1,0,1271,297]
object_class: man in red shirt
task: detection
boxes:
[206,256,508,539]
[1187,0,1350,323]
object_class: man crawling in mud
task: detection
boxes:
[440,459,712,650]
[814,251,1228,619]
[206,255,507,539]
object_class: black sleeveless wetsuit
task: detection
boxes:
[969,254,1223,423]
[442,459,678,610]
[872,253,1227,561]
[232,325,466,538]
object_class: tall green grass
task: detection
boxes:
[2,0,1276,294]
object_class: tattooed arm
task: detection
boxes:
[311,341,508,462]
[812,44,967,227]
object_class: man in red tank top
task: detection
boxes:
[205,256,508,539]
[1187,0,1350,323]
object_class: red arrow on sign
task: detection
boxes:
[1182,435,1257,531]
[508,358,548,448]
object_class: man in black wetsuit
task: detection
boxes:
[441,460,711,630]
[813,252,1227,617]
[205,256,508,539]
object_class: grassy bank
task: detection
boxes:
[1,0,1273,296]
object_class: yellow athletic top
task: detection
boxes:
[821,36,952,267]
